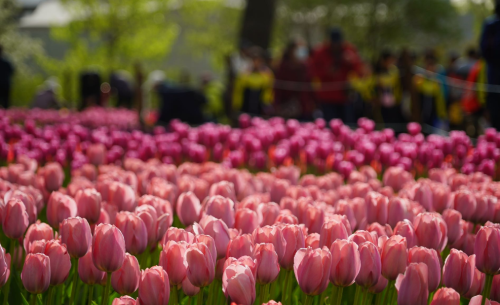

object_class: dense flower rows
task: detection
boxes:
[0,110,499,305]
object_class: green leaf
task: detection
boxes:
[19,293,29,305]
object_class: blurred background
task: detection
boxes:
[0,0,499,135]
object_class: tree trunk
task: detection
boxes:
[239,0,277,49]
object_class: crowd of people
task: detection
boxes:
[0,1,499,135]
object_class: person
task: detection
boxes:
[480,0,500,130]
[0,45,14,109]
[273,40,314,120]
[110,71,134,109]
[232,47,274,117]
[445,51,465,130]
[308,28,363,123]
[80,71,102,109]
[31,77,61,109]
[397,48,417,121]
[200,72,227,123]
[373,50,402,125]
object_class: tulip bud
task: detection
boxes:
[42,162,64,192]
[203,195,235,228]
[431,288,460,305]
[280,224,305,270]
[135,205,158,248]
[474,226,500,275]
[186,242,215,287]
[294,247,332,295]
[253,226,287,266]
[393,220,418,248]
[222,264,256,305]
[442,209,463,245]
[111,253,140,295]
[348,230,378,247]
[329,239,360,287]
[305,233,320,249]
[162,227,194,246]
[137,266,170,305]
[159,240,188,286]
[2,198,29,239]
[182,277,200,296]
[226,234,254,259]
[114,212,148,255]
[176,192,201,227]
[452,190,477,221]
[303,205,325,234]
[413,212,448,252]
[319,220,348,249]
[46,192,77,228]
[92,224,126,272]
[387,197,412,228]
[30,240,71,286]
[408,246,441,292]
[75,188,102,224]
[490,275,500,302]
[464,254,486,300]
[4,189,37,225]
[22,253,50,294]
[356,242,381,288]
[396,263,429,305]
[200,215,231,259]
[60,217,92,258]
[442,249,474,295]
[23,221,53,252]
[468,296,500,305]
[366,192,389,225]
[368,275,388,294]
[78,247,106,285]
[233,208,259,234]
[108,182,137,212]
[253,243,280,284]
[112,296,136,305]
[381,235,408,280]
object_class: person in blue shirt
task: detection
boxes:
[480,0,500,130]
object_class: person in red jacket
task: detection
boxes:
[308,28,364,123]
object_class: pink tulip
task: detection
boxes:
[452,190,477,221]
[253,226,287,266]
[368,275,388,294]
[305,233,320,249]
[335,200,357,230]
[135,205,158,247]
[182,277,200,296]
[156,213,172,244]
[257,202,281,227]
[75,188,102,224]
[226,234,254,259]
[431,183,452,213]
[87,143,106,166]
[490,275,500,302]
[280,224,305,270]
[23,221,53,252]
[383,167,413,192]
[0,246,10,287]
[21,253,50,294]
[474,226,500,275]
[222,263,256,305]
[203,195,235,228]
[294,247,332,295]
[92,224,126,272]
[46,192,77,228]
[114,212,148,255]
[78,247,106,285]
[319,220,349,249]
[2,198,29,239]
[108,182,137,212]
[42,162,64,192]
[348,230,378,247]
[159,240,188,285]
[208,181,236,202]
[262,302,282,305]
[393,220,418,248]
[60,217,92,258]
[442,249,474,295]
[199,215,231,259]
[413,212,448,252]
[329,239,360,287]
[112,296,136,305]
[408,246,441,292]
[414,182,433,211]
[472,193,492,223]
[366,192,388,225]
[469,296,500,305]
[387,197,412,228]
[235,208,260,234]
[223,256,257,278]
[270,179,291,203]
[4,189,37,224]
[464,255,486,299]
[176,192,201,227]
[186,242,215,287]
[137,266,170,305]
[430,288,460,305]
[195,234,217,266]
[302,205,325,234]
[381,235,408,280]
[29,240,71,286]
[162,227,194,246]
[253,243,280,284]
[396,263,429,305]
[442,209,463,245]
[111,253,140,295]
[355,241,381,288]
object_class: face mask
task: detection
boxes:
[295,47,309,60]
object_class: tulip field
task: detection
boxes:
[0,108,500,305]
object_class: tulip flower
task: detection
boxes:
[0,246,10,288]
[199,215,231,259]
[162,227,195,246]
[176,192,201,227]
[469,296,500,305]
[280,224,305,270]
[430,288,460,305]
[442,249,474,295]
[355,241,381,289]
[208,181,237,202]
[294,247,332,296]
[431,183,452,213]
[222,263,256,305]
[42,162,64,192]
[111,253,140,295]
[490,275,500,302]
[92,224,126,272]
[442,209,463,245]
[464,255,486,300]
[235,208,260,234]
[31,240,71,286]
[23,220,53,252]
[137,266,170,305]
[46,192,77,228]
[381,235,408,280]
[4,189,37,225]
[253,243,280,284]
[305,233,320,249]
[396,263,429,305]
[135,204,158,248]
[75,188,102,224]
[348,230,378,247]
[329,239,360,287]
[159,240,188,286]
[253,226,287,266]
[60,217,92,259]
[366,192,389,225]
[182,277,200,297]
[112,296,136,305]
[226,234,254,259]
[203,195,235,228]
[108,181,137,212]
[452,190,477,221]
[114,212,148,255]
[474,226,500,275]
[387,197,412,228]
[413,212,448,252]
[2,198,29,240]
[185,242,215,288]
[319,220,349,249]
[78,247,106,285]
[408,246,441,292]
[21,253,50,294]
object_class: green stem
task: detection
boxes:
[359,287,367,305]
[2,240,16,305]
[319,285,329,305]
[388,282,397,305]
[30,294,37,305]
[187,296,192,305]
[101,272,112,305]
[382,280,394,305]
[259,284,266,304]
[171,286,179,305]
[304,295,314,305]
[269,280,277,301]
[197,289,203,305]
[330,285,343,305]
[365,293,375,305]
[46,286,55,305]
[282,271,290,304]
[336,286,344,305]
[353,285,361,305]
[69,259,79,305]
[287,270,294,305]
[87,285,94,305]
[207,281,216,305]
[481,274,494,305]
